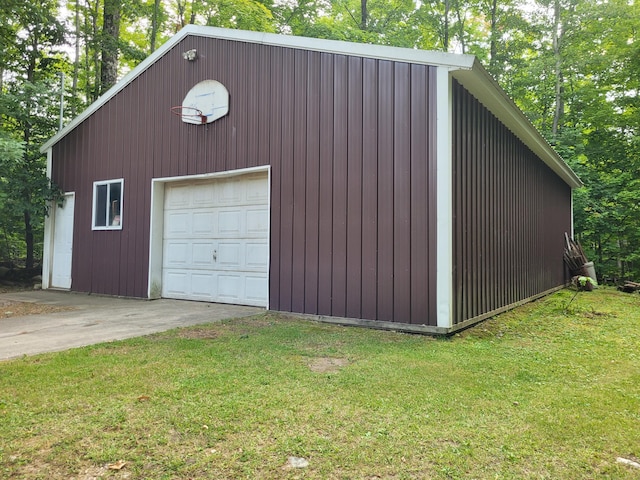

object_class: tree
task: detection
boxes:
[100,0,121,93]
[0,1,65,269]
[0,134,25,261]
[514,0,640,280]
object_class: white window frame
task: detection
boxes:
[92,178,124,230]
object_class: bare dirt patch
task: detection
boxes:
[0,283,74,319]
[177,326,220,340]
[307,357,351,373]
[0,299,74,319]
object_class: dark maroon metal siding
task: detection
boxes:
[51,36,439,325]
[451,80,572,325]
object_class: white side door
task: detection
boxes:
[51,193,75,289]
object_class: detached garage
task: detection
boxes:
[41,25,581,334]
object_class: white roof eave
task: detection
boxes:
[451,60,582,188]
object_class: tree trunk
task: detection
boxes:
[443,0,450,51]
[22,39,36,270]
[177,0,186,27]
[489,0,498,72]
[24,210,34,270]
[72,0,80,114]
[617,238,625,278]
[150,0,161,53]
[100,0,120,94]
[188,0,197,24]
[453,0,466,53]
[89,0,100,101]
[361,0,368,30]
[552,0,564,138]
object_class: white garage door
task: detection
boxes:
[161,172,269,307]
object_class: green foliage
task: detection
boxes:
[0,133,26,260]
[0,1,65,267]
[556,0,640,280]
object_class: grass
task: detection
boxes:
[1,287,640,479]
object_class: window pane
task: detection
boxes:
[95,184,107,227]
[109,182,122,226]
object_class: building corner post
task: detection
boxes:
[42,148,53,290]
[436,67,454,330]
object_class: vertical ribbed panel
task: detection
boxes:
[51,37,439,325]
[452,80,571,325]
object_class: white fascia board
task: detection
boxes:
[184,25,476,69]
[451,61,582,189]
[40,25,475,153]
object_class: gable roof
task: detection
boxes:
[41,25,581,188]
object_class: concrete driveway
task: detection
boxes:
[0,290,263,361]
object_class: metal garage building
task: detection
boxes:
[41,25,581,334]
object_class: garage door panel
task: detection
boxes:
[192,242,214,266]
[218,210,242,236]
[166,212,190,234]
[192,212,215,234]
[246,178,269,203]
[191,272,216,297]
[162,172,268,307]
[217,274,241,300]
[164,271,189,294]
[245,275,268,305]
[164,241,189,265]
[167,185,191,208]
[217,242,241,268]
[246,243,268,268]
[216,273,268,306]
[218,180,243,205]
[192,183,215,206]
[246,208,268,235]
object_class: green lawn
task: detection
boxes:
[1,288,640,479]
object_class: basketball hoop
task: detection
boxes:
[170,105,207,124]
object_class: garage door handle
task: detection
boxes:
[213,250,217,261]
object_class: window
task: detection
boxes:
[92,179,123,230]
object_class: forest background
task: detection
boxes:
[0,0,638,281]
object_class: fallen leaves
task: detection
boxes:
[0,300,74,319]
[107,460,127,470]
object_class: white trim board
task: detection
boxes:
[435,67,454,329]
[147,165,271,308]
